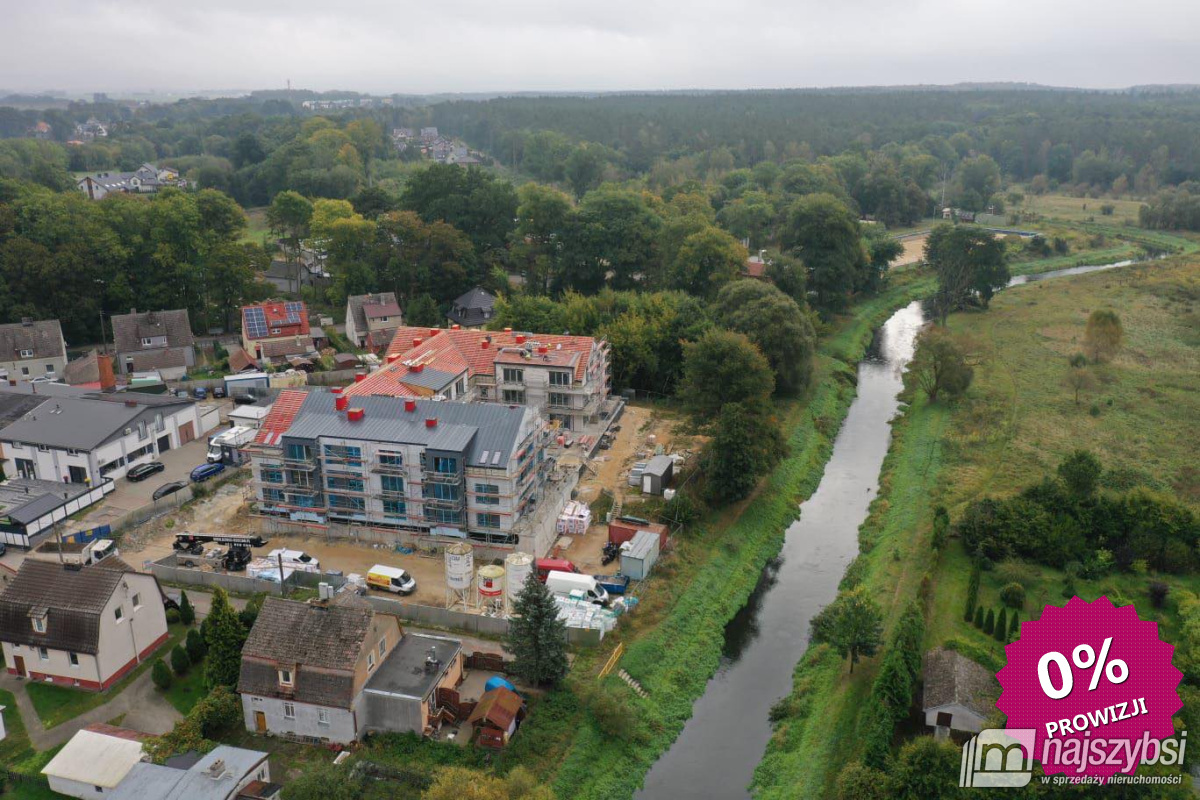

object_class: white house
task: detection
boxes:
[0,391,209,485]
[0,558,169,691]
[42,724,148,798]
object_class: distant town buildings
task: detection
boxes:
[344,292,403,351]
[110,308,196,380]
[76,163,187,200]
[445,287,496,329]
[240,301,319,364]
[74,117,108,140]
[0,318,67,381]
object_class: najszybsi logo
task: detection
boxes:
[960,729,1036,788]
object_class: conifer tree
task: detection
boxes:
[203,587,247,690]
[995,608,1008,642]
[179,591,195,626]
[984,609,995,635]
[505,573,569,686]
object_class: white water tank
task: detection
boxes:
[445,542,474,591]
[505,552,533,604]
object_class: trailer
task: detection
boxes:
[173,532,267,572]
[206,425,257,465]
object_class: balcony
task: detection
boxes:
[281,456,317,471]
[423,470,462,485]
[370,460,407,475]
[421,494,463,509]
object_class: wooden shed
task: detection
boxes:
[467,686,525,749]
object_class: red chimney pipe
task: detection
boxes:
[97,353,116,393]
[412,337,423,348]
[451,324,461,330]
[354,372,366,383]
[387,354,401,364]
[331,387,343,395]
[404,399,416,412]
[428,328,438,337]
[425,417,437,428]
[411,363,424,373]
[480,339,489,349]
[537,345,548,354]
[348,408,365,422]
[504,327,512,333]
[335,396,348,411]
[515,334,526,345]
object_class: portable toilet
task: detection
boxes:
[620,529,661,581]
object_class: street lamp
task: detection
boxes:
[94,279,108,355]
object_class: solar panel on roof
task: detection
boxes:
[244,306,268,339]
[284,301,305,325]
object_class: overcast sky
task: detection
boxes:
[3,0,1200,95]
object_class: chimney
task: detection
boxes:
[335,395,348,412]
[97,353,116,392]
[515,334,526,345]
[331,387,343,395]
[480,339,489,350]
[387,354,401,364]
[410,363,424,373]
[504,327,512,334]
[404,399,416,412]
[425,417,437,428]
[537,345,548,354]
[451,324,461,330]
[124,399,137,408]
[347,408,365,422]
[412,337,423,348]
[428,328,438,337]
[354,372,366,383]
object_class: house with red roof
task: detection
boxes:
[345,326,610,434]
[240,301,317,364]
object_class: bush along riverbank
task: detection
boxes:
[494,271,936,800]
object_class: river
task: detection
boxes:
[634,258,1143,800]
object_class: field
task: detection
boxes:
[239,206,272,245]
[753,256,1200,797]
[1017,192,1148,226]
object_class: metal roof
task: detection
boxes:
[0,479,94,525]
[0,394,188,451]
[283,393,533,468]
[363,633,461,699]
[624,529,660,560]
[643,455,674,477]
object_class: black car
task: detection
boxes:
[152,480,188,500]
[127,461,166,482]
[212,386,227,398]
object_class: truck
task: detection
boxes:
[544,570,609,606]
[29,537,117,566]
[173,532,267,572]
[206,425,257,464]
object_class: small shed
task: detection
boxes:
[468,686,525,749]
[640,455,674,495]
[620,529,660,581]
[608,518,668,549]
[922,647,997,736]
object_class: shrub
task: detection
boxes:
[964,567,980,622]
[995,608,1008,642]
[932,505,950,550]
[170,644,191,675]
[185,628,206,663]
[1009,611,1020,638]
[974,607,984,628]
[179,591,195,626]
[835,762,889,800]
[1149,581,1170,609]
[165,608,181,624]
[984,609,995,635]
[152,659,172,690]
[999,582,1026,610]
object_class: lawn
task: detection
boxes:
[753,256,1200,796]
[239,207,272,245]
[24,624,189,729]
[0,690,64,799]
[162,663,206,715]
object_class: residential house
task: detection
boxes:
[0,389,208,485]
[41,723,148,799]
[240,301,315,364]
[74,118,109,140]
[0,558,169,691]
[110,309,196,380]
[76,163,185,200]
[922,647,997,736]
[245,389,555,553]
[0,318,68,382]
[31,121,52,140]
[108,746,277,800]
[359,632,462,736]
[445,287,496,329]
[344,325,610,434]
[344,292,403,351]
[742,251,770,280]
[238,596,401,744]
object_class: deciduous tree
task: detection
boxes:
[810,587,883,673]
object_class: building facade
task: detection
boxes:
[0,319,68,382]
[240,301,314,363]
[0,559,169,691]
[247,390,553,552]
[344,292,403,351]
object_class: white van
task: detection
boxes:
[266,548,320,572]
[367,564,417,595]
[545,570,609,605]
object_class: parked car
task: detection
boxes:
[193,387,207,400]
[367,565,417,595]
[175,389,189,399]
[126,461,165,482]
[211,386,227,398]
[189,462,225,482]
[152,480,188,500]
[0,541,6,557]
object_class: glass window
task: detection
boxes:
[476,512,501,529]
[381,474,404,494]
[367,651,376,671]
[279,669,293,686]
[39,647,49,660]
[549,392,570,408]
[329,494,365,511]
[263,488,284,502]
[428,508,461,525]
[378,452,403,468]
[323,444,362,463]
[132,593,141,609]
[326,475,364,492]
[261,466,284,484]
[283,702,295,719]
[69,652,79,667]
[502,389,525,404]
[477,494,500,505]
[502,367,523,383]
[285,443,311,462]
[114,606,123,622]
[32,617,46,633]
[549,371,571,386]
[475,483,499,494]
[425,483,458,501]
[432,456,457,474]
[318,708,330,725]
[383,499,406,517]
[379,639,387,657]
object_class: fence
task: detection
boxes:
[362,594,512,636]
[146,552,346,597]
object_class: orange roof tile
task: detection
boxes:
[254,389,309,445]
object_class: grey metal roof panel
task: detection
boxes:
[162,746,269,800]
[0,397,144,450]
[364,633,461,699]
[396,366,457,391]
[284,393,530,467]
[644,455,674,477]
[108,763,185,799]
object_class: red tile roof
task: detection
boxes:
[344,326,601,399]
[243,301,310,341]
[254,389,309,445]
[743,257,767,279]
[83,723,150,742]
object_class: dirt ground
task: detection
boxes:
[890,234,927,267]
